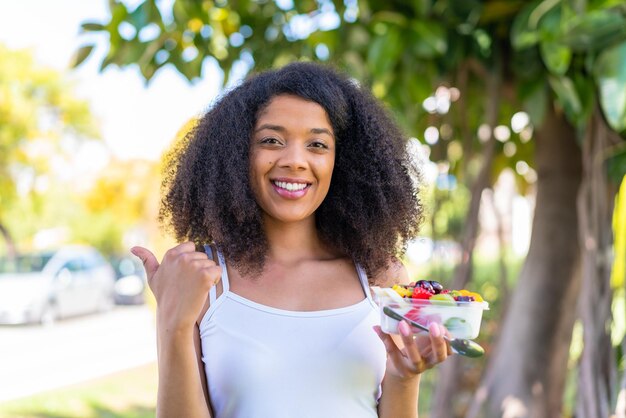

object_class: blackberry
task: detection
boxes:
[429,280,443,294]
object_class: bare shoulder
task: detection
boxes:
[371,257,409,287]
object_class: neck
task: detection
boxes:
[262,216,332,264]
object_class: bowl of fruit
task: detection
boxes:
[372,280,489,340]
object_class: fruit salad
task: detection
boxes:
[372,280,489,339]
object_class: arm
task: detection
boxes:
[374,259,449,418]
[155,321,211,417]
[132,242,220,418]
[194,312,212,414]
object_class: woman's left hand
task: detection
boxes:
[374,320,451,380]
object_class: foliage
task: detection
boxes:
[420,176,471,241]
[80,159,160,254]
[0,44,99,250]
[0,43,163,258]
[2,159,160,257]
[75,0,626,209]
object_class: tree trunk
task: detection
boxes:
[468,105,582,418]
[575,108,621,418]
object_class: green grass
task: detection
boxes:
[0,363,157,418]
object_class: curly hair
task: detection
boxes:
[159,62,423,282]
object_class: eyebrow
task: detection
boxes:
[255,124,334,138]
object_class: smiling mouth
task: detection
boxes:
[271,180,311,192]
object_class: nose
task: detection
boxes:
[277,142,307,171]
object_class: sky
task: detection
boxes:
[0,0,223,161]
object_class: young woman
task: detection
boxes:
[131,62,450,418]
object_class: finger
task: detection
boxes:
[202,264,222,286]
[163,242,200,264]
[428,322,448,363]
[438,326,453,356]
[185,259,222,285]
[173,241,197,254]
[130,246,159,280]
[180,251,211,263]
[442,324,453,356]
[373,326,405,367]
[398,321,425,372]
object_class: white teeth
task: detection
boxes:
[274,181,308,191]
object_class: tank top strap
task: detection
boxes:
[355,263,376,307]
[204,245,230,304]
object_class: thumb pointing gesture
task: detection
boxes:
[130,246,160,280]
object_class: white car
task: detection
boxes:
[0,246,116,325]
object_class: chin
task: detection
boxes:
[266,210,316,224]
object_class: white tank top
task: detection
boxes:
[199,249,387,418]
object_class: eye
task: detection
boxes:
[309,140,329,149]
[259,136,282,146]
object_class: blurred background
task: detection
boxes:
[0,1,624,417]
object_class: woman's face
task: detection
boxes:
[249,94,335,225]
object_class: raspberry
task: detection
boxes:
[412,287,432,299]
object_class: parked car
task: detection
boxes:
[0,245,116,325]
[110,255,147,305]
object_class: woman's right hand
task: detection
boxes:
[131,242,222,331]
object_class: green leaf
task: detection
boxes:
[109,2,129,29]
[409,20,447,59]
[367,27,403,76]
[346,25,370,50]
[139,60,159,81]
[410,0,432,17]
[512,46,544,79]
[128,1,150,29]
[404,67,433,103]
[447,0,483,24]
[549,75,583,124]
[342,50,367,80]
[572,72,596,124]
[480,0,523,24]
[371,11,408,28]
[529,0,560,29]
[561,10,626,52]
[70,44,95,68]
[81,22,105,32]
[119,39,150,66]
[594,41,626,132]
[511,0,542,50]
[99,51,116,71]
[519,77,548,127]
[540,40,572,75]
[607,148,626,183]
